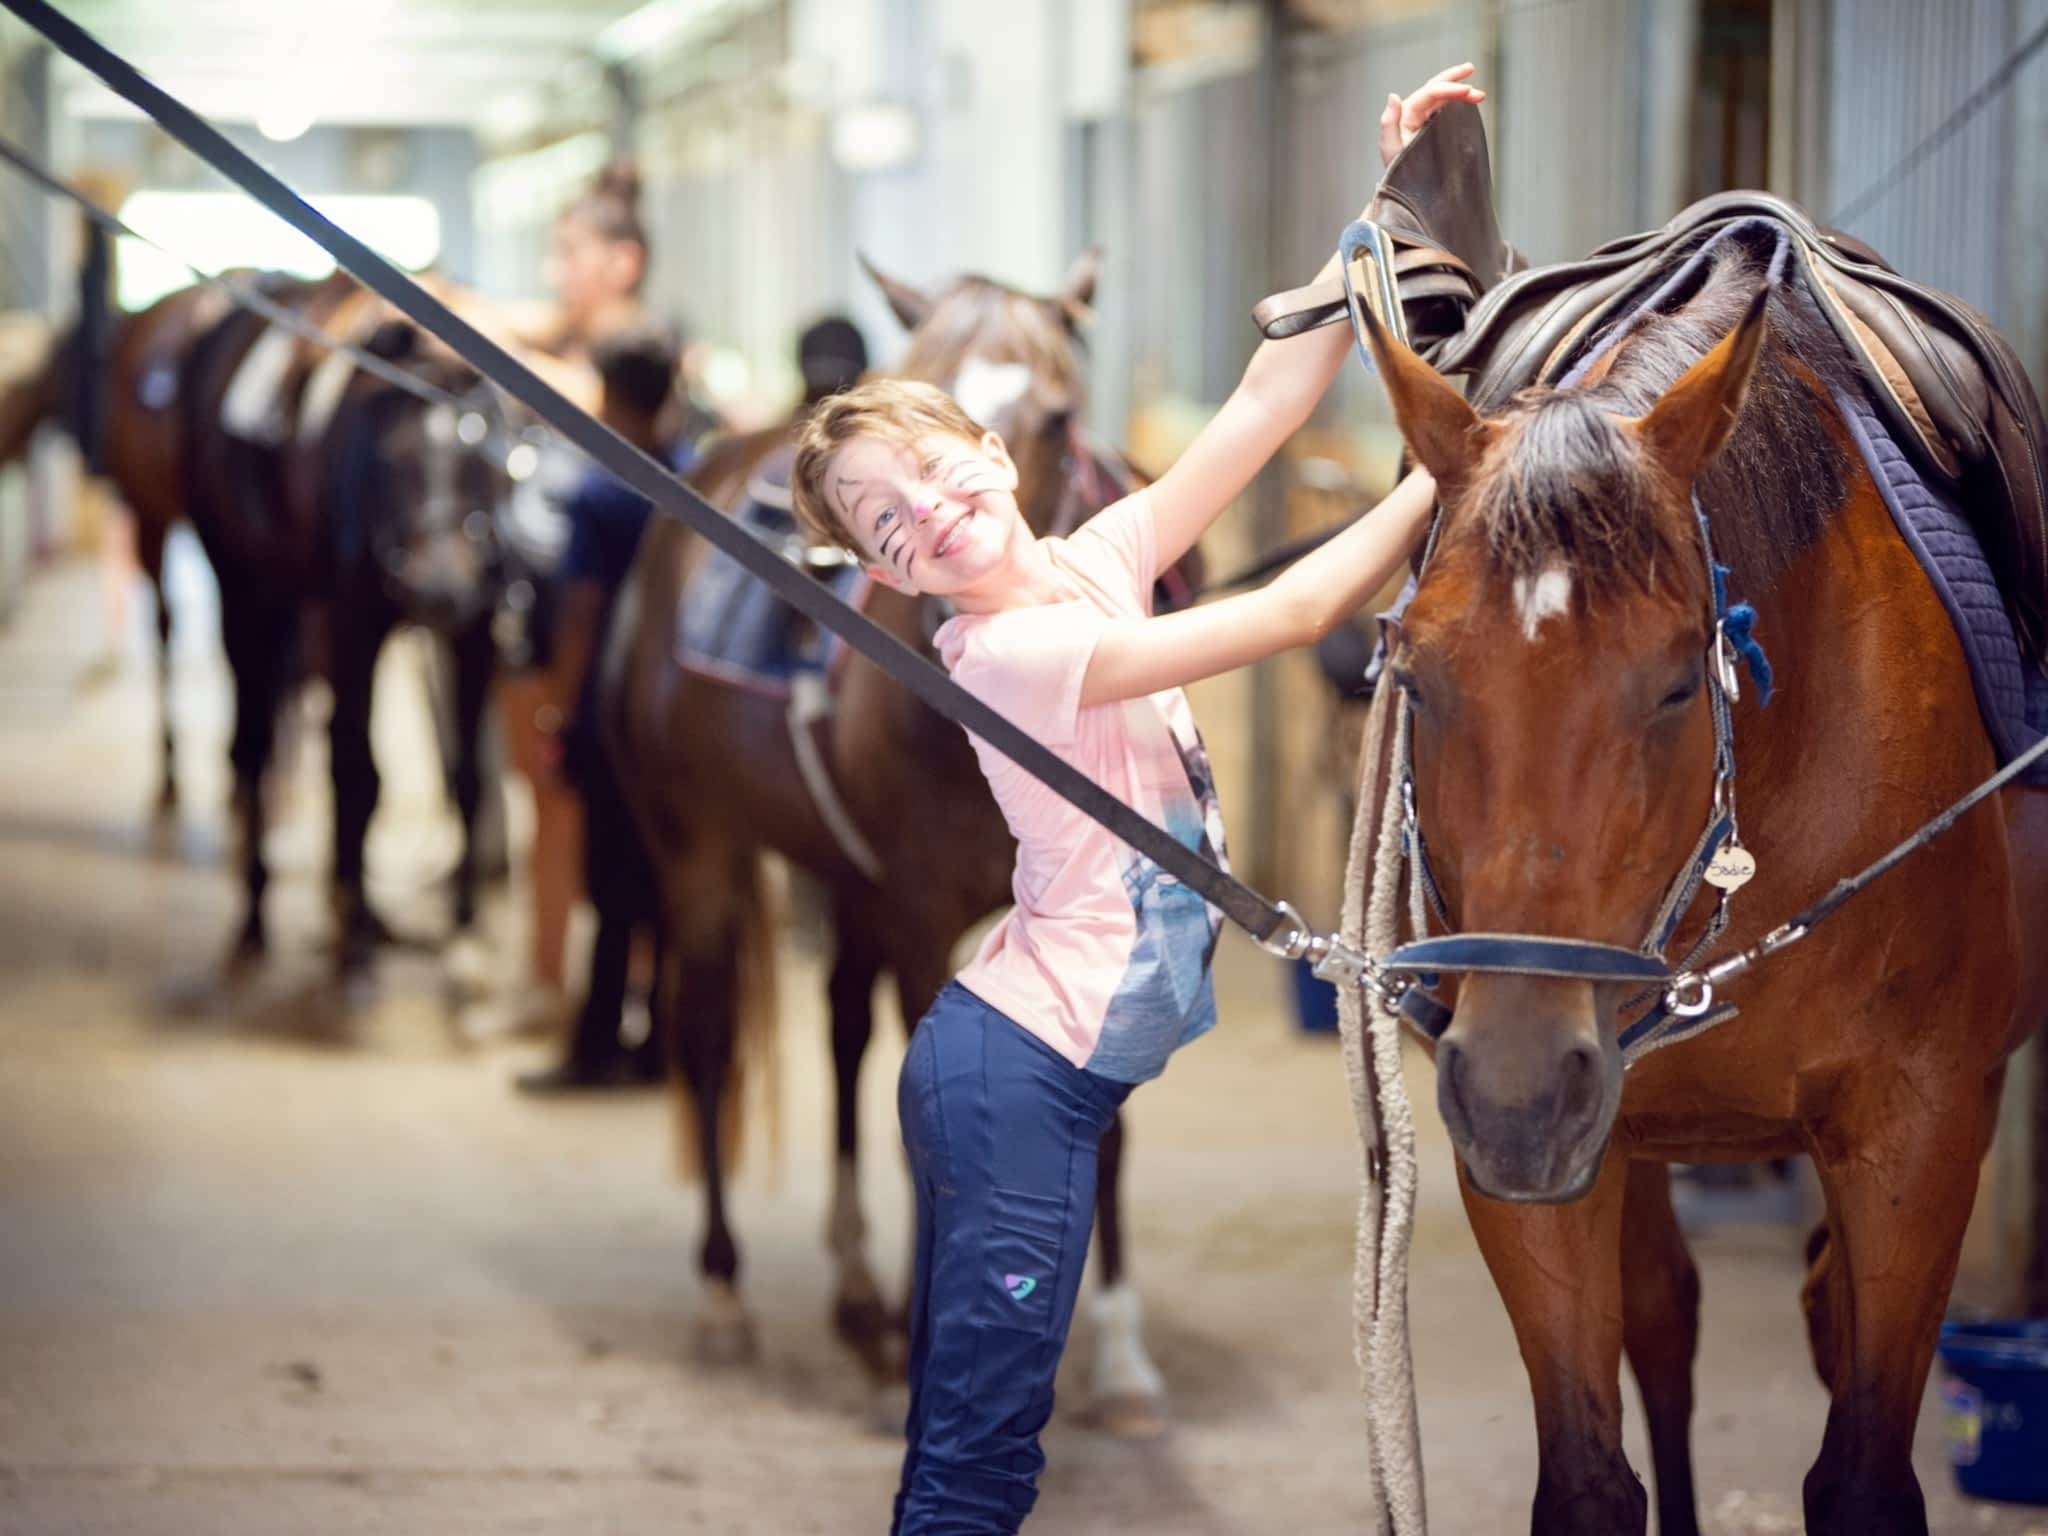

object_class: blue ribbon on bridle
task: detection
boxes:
[1712,561,1774,706]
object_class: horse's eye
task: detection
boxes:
[1391,668,1425,713]
[1657,676,1701,711]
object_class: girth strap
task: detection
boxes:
[787,672,885,885]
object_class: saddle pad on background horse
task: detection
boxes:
[675,445,868,692]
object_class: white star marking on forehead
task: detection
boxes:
[1512,563,1573,641]
[950,356,1031,426]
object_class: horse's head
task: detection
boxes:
[352,330,510,630]
[863,250,1102,538]
[1362,273,1781,1202]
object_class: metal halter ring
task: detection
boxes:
[1663,972,1717,1019]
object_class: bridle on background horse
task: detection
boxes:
[9,0,2043,1047]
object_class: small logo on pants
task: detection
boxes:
[1002,1274,1037,1302]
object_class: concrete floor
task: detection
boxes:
[1,542,2043,1536]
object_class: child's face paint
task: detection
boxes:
[827,430,1024,598]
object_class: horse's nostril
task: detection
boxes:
[1439,1040,1472,1128]
[1557,1042,1600,1124]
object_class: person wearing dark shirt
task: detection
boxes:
[516,323,684,1093]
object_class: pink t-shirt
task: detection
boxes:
[932,498,1228,1084]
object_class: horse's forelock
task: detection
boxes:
[1453,245,1848,606]
[1459,395,1701,604]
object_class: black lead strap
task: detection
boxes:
[1,0,1296,948]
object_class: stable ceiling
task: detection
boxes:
[48,0,654,137]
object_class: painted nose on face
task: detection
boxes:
[1433,974,1620,1203]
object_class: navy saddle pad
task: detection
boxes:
[676,449,865,688]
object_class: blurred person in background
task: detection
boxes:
[482,162,716,1040]
[516,322,683,1092]
[796,313,869,409]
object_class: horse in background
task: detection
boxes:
[0,281,233,822]
[173,275,511,982]
[1356,245,2047,1534]
[600,252,1192,1433]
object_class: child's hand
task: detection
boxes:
[1379,63,1486,167]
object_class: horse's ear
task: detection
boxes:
[1355,295,1485,501]
[857,252,934,332]
[1058,247,1101,327]
[1630,282,1770,487]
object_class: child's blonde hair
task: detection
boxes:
[792,378,987,553]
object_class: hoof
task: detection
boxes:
[333,966,380,1015]
[833,1295,908,1381]
[870,1382,911,1437]
[1090,1390,1169,1440]
[694,1283,757,1366]
[224,927,266,983]
[442,932,497,999]
[146,809,182,861]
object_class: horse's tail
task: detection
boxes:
[672,849,783,1185]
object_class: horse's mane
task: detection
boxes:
[1469,245,1853,599]
[894,275,1086,410]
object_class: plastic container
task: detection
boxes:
[1937,1318,2048,1504]
[1290,954,1340,1034]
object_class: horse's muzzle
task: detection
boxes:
[1433,975,1622,1203]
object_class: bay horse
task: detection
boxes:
[0,281,231,821]
[1355,244,2048,1534]
[175,275,509,979]
[600,252,1194,1431]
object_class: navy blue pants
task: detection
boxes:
[892,983,1131,1534]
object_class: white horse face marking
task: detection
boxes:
[950,356,1031,430]
[1512,563,1573,641]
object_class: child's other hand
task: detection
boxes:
[1379,63,1486,168]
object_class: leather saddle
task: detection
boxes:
[1259,102,2048,672]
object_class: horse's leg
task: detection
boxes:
[1800,1071,2002,1536]
[825,901,894,1375]
[218,590,276,967]
[1087,1110,1168,1437]
[1463,1151,1645,1536]
[135,514,177,821]
[661,840,759,1364]
[328,614,386,985]
[437,619,498,998]
[445,618,495,935]
[1800,1219,1844,1393]
[1618,1160,1700,1536]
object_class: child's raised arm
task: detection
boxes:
[1079,466,1436,707]
[1133,64,1482,576]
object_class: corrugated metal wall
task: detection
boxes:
[0,27,51,313]
[1817,0,2014,325]
[1801,0,2047,400]
[642,105,847,404]
[1131,64,1265,408]
[1495,0,1660,261]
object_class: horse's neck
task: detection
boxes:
[1728,441,1993,866]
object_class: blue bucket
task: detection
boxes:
[1289,955,1340,1034]
[1938,1319,2048,1504]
